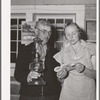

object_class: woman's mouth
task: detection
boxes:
[70,39,74,42]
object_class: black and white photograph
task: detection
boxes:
[1,0,99,100]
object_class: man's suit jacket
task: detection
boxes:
[14,42,61,96]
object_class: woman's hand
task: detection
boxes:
[74,62,85,73]
[57,78,64,84]
[63,64,75,71]
[55,64,75,79]
[74,62,96,79]
[27,71,41,82]
[57,68,68,79]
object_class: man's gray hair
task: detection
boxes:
[35,20,51,28]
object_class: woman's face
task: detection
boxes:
[36,24,51,45]
[64,25,80,45]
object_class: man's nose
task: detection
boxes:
[69,34,73,39]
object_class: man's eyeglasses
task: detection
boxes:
[36,28,51,36]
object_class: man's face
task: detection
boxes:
[36,24,51,45]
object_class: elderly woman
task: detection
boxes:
[53,22,96,100]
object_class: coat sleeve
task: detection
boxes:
[14,45,30,84]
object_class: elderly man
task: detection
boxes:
[14,20,61,100]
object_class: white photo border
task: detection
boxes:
[1,0,99,100]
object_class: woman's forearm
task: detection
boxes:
[83,67,96,79]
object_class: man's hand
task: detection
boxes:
[27,71,41,82]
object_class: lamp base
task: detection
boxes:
[28,77,46,85]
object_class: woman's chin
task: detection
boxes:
[70,41,76,45]
[70,40,79,45]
